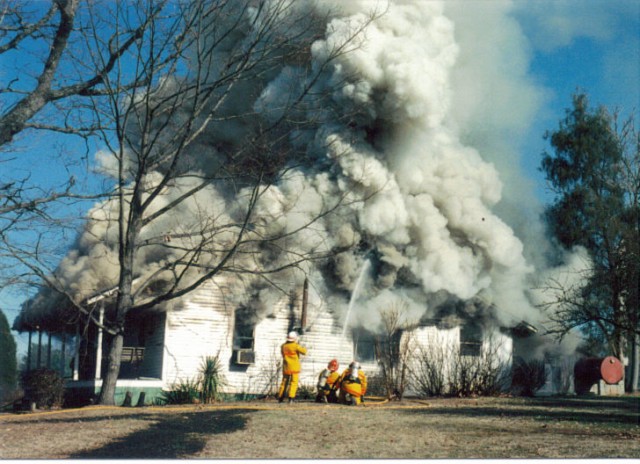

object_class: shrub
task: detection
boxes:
[373,304,418,400]
[448,333,511,397]
[21,368,65,409]
[295,382,315,400]
[257,350,282,397]
[409,344,449,397]
[159,378,201,405]
[363,373,387,397]
[409,333,511,398]
[511,357,547,397]
[448,353,510,397]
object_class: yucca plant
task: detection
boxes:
[200,355,226,404]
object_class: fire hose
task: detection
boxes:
[358,395,389,406]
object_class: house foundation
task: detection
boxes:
[64,379,164,407]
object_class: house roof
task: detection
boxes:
[508,321,538,338]
[12,285,119,334]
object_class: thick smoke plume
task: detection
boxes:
[30,1,580,355]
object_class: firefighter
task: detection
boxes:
[315,359,340,403]
[277,331,307,404]
[337,361,367,406]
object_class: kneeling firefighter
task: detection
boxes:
[316,359,340,403]
[337,361,367,405]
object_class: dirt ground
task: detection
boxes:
[1,395,638,459]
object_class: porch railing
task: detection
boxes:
[121,347,145,364]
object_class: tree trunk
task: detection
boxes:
[97,330,124,405]
[97,288,134,405]
[97,170,141,405]
[627,334,639,393]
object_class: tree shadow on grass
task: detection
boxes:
[68,409,253,459]
[401,396,639,426]
[526,395,640,412]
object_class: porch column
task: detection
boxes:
[73,322,80,381]
[47,332,52,368]
[37,327,42,368]
[95,302,105,380]
[26,331,32,372]
[60,333,67,377]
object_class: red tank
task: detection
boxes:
[574,356,624,395]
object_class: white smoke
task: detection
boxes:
[26,0,587,357]
[529,246,593,319]
[292,0,540,328]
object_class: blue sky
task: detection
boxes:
[2,0,639,354]
[514,0,640,200]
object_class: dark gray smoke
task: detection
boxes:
[33,1,584,354]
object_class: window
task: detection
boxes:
[353,329,376,363]
[233,307,255,350]
[460,322,482,357]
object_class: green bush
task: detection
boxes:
[159,378,201,405]
[0,309,18,403]
[21,368,65,409]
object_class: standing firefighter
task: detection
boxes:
[315,359,340,403]
[278,331,307,404]
[337,361,367,406]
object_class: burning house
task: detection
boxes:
[14,273,517,404]
[12,1,586,403]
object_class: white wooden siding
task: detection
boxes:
[162,280,234,389]
[158,277,515,395]
[161,279,357,394]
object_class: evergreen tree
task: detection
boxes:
[540,93,639,391]
[0,308,18,401]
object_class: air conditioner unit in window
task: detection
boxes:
[234,349,255,365]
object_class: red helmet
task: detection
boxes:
[328,359,339,372]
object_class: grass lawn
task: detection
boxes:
[1,395,638,459]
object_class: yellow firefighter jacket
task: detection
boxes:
[318,368,340,390]
[337,368,367,398]
[281,341,307,375]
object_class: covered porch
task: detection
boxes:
[14,291,167,406]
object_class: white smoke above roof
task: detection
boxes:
[21,0,579,351]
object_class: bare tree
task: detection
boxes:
[408,333,452,397]
[409,331,511,398]
[0,0,166,290]
[12,0,381,405]
[0,0,80,147]
[373,302,417,400]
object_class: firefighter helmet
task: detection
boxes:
[349,361,360,370]
[328,359,339,371]
[286,331,298,341]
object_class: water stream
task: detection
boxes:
[341,259,371,339]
